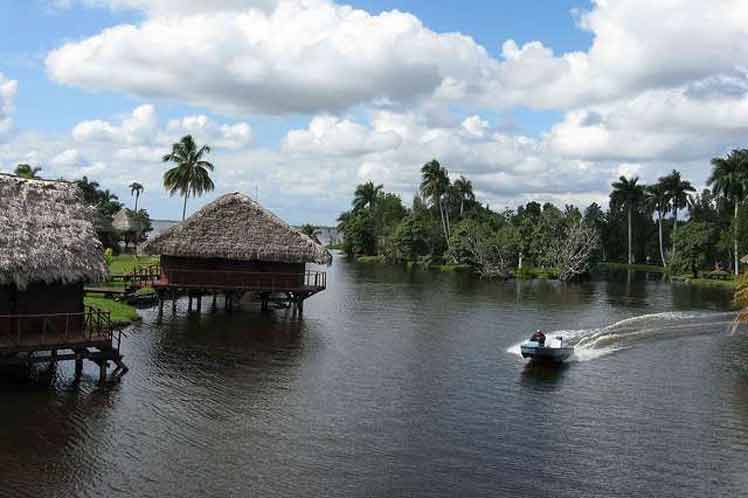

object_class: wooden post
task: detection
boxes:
[298,298,304,317]
[212,293,217,309]
[98,360,107,384]
[172,289,177,315]
[197,294,202,313]
[74,351,83,381]
[188,295,193,312]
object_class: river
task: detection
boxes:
[1,257,748,498]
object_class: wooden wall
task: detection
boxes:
[160,256,306,289]
[0,282,85,337]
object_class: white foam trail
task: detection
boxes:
[507,311,736,362]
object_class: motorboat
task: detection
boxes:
[520,334,574,363]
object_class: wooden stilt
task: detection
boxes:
[197,294,202,313]
[212,293,217,309]
[171,289,177,314]
[188,295,193,312]
[74,351,83,381]
[98,360,107,384]
[298,298,304,317]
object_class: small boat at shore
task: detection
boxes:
[520,332,574,363]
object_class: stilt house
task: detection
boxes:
[142,193,332,312]
[0,174,116,357]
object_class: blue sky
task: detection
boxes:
[0,1,744,223]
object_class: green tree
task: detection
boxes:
[301,224,317,238]
[671,222,712,277]
[709,149,748,275]
[420,159,451,246]
[352,181,383,212]
[129,181,144,211]
[645,181,671,266]
[453,175,475,217]
[611,176,645,265]
[662,169,695,259]
[162,135,215,220]
[14,163,42,179]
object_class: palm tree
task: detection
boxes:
[129,182,144,212]
[14,164,42,179]
[611,176,645,265]
[662,169,695,259]
[453,175,475,216]
[420,159,451,245]
[645,181,670,267]
[162,135,215,220]
[708,149,748,275]
[352,181,383,211]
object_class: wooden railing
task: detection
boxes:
[0,306,115,349]
[159,269,327,291]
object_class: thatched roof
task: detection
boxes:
[142,193,332,265]
[0,174,108,290]
[741,255,748,264]
[112,209,140,233]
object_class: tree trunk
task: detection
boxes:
[460,199,464,217]
[182,192,189,221]
[658,210,666,267]
[134,192,140,212]
[627,206,633,265]
[672,207,678,259]
[437,195,449,248]
[735,200,740,277]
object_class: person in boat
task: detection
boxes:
[530,329,546,346]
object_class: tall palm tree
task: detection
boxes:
[162,135,215,220]
[611,176,645,265]
[14,164,42,179]
[662,169,695,259]
[352,181,383,211]
[129,182,144,211]
[645,181,670,267]
[709,149,748,275]
[420,159,451,245]
[453,175,475,216]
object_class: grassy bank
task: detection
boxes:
[109,255,159,275]
[673,277,737,289]
[85,296,141,327]
[601,262,666,272]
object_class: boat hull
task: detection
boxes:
[520,344,574,363]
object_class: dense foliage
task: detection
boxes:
[337,150,748,280]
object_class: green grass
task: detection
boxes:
[515,267,560,279]
[357,255,386,264]
[84,296,140,326]
[109,255,159,275]
[601,262,665,272]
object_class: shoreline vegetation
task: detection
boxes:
[335,154,748,287]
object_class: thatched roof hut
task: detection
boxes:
[112,209,141,233]
[142,192,332,265]
[0,174,108,290]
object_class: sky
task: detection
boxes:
[1,0,747,225]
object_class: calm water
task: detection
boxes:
[2,257,748,498]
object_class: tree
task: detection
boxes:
[453,175,475,216]
[611,176,645,265]
[14,164,42,179]
[129,182,144,211]
[709,149,748,275]
[547,221,600,281]
[662,169,695,259]
[162,135,215,220]
[671,222,712,278]
[420,159,451,246]
[352,181,383,212]
[645,181,671,266]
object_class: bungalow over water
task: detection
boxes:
[0,174,126,381]
[142,192,332,315]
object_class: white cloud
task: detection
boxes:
[0,74,18,137]
[58,0,278,15]
[73,104,254,150]
[282,115,401,156]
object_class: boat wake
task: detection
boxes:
[507,311,736,362]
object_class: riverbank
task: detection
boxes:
[84,296,141,327]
